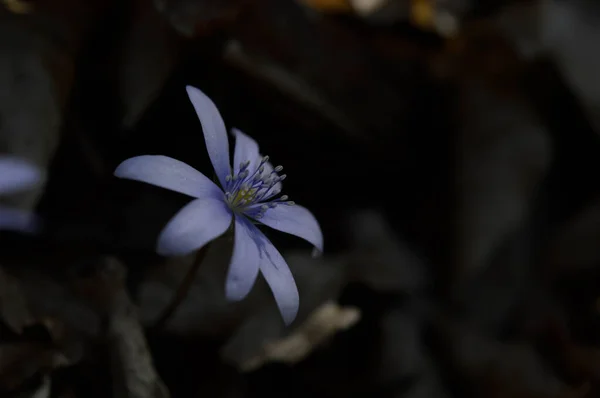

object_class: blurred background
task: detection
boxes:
[2,0,600,396]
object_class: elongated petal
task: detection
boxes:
[114,155,222,199]
[252,226,299,325]
[0,157,42,195]
[0,206,40,234]
[253,204,323,253]
[186,86,231,187]
[157,197,232,256]
[232,128,260,176]
[225,215,261,301]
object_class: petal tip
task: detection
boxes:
[282,305,299,326]
[0,156,44,195]
[225,285,250,302]
[225,271,255,302]
[113,159,129,178]
[185,85,208,103]
[311,247,323,258]
[113,156,150,179]
[184,84,231,187]
[156,198,232,257]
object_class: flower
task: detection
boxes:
[114,86,323,324]
[0,156,43,233]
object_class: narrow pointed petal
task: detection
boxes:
[0,157,43,195]
[114,155,222,199]
[0,207,40,234]
[252,226,299,325]
[225,215,261,301]
[186,86,231,187]
[232,128,261,176]
[253,204,323,253]
[157,197,232,256]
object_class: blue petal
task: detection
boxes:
[232,128,261,176]
[114,155,222,199]
[0,206,40,234]
[251,225,299,325]
[225,215,261,301]
[157,197,233,256]
[186,86,231,188]
[0,156,43,196]
[252,204,323,253]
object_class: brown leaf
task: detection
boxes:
[228,0,411,140]
[119,0,182,129]
[448,25,551,280]
[0,317,74,394]
[475,368,589,398]
[546,198,600,276]
[0,266,33,334]
[240,301,360,371]
[298,0,352,13]
[562,341,600,382]
[0,342,61,391]
[2,0,32,14]
[154,0,246,37]
[79,258,170,398]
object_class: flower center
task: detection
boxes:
[223,155,294,217]
[229,187,258,207]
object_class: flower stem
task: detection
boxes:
[151,244,210,331]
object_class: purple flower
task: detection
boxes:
[114,86,323,324]
[0,156,43,233]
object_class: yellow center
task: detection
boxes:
[230,187,258,208]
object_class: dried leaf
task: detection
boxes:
[546,198,600,275]
[240,301,360,371]
[562,342,600,382]
[450,26,551,279]
[81,258,170,398]
[299,0,352,13]
[30,376,51,398]
[410,0,434,29]
[540,0,600,135]
[120,0,181,129]
[0,266,33,334]
[2,0,32,14]
[441,319,569,397]
[229,0,410,140]
[153,0,245,37]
